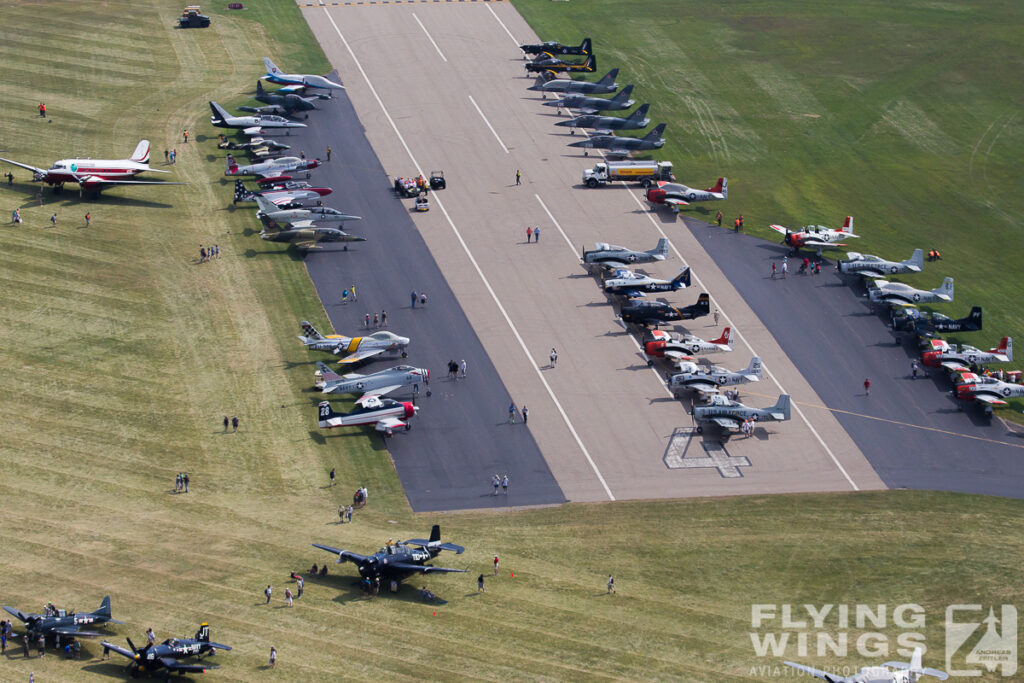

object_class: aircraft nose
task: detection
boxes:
[404,402,417,418]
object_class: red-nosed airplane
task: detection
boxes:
[921,337,1012,372]
[643,327,732,363]
[770,215,858,255]
[317,398,417,436]
[646,178,727,211]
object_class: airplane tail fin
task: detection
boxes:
[299,320,325,342]
[628,103,650,121]
[841,215,854,234]
[317,400,344,426]
[598,68,619,85]
[611,84,634,102]
[209,101,231,123]
[644,123,667,141]
[649,237,670,259]
[129,140,151,164]
[883,648,948,681]
[707,177,726,196]
[967,306,982,329]
[999,336,1012,361]
[579,37,592,54]
[671,266,691,288]
[772,395,791,421]
[582,54,596,72]
[934,277,954,300]
[429,524,441,544]
[95,596,112,619]
[695,292,711,316]
[745,356,763,379]
[196,623,210,643]
[711,327,731,346]
[905,248,924,271]
[263,57,281,76]
[257,80,266,97]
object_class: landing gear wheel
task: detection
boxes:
[405,423,412,431]
[401,351,408,358]
[695,425,703,434]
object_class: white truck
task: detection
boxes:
[582,160,674,188]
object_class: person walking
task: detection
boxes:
[175,473,182,492]
[492,474,500,496]
[493,555,499,576]
[521,405,528,424]
[477,574,485,593]
[84,212,90,228]
[526,226,533,243]
[326,146,332,161]
[713,309,720,326]
[781,259,788,278]
[164,149,169,163]
[232,415,239,432]
[911,361,919,379]
[223,416,229,432]
[864,378,871,395]
[533,226,540,242]
[381,310,387,327]
[550,348,558,368]
[715,210,722,227]
[341,288,349,304]
[6,171,13,185]
[269,646,276,668]
[771,262,777,279]
[411,290,417,308]
[296,576,303,598]
[607,575,615,594]
[265,585,272,604]
[329,468,336,487]
[459,359,467,378]
[515,169,521,186]
[420,292,427,307]
[350,285,357,301]
[346,505,353,523]
[284,588,293,607]
[50,213,57,228]
[502,475,509,495]
[508,401,517,424]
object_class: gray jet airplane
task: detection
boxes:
[238,81,318,117]
[669,357,762,397]
[838,249,924,278]
[692,394,791,440]
[785,647,948,682]
[255,195,361,228]
[3,596,123,640]
[568,123,666,157]
[542,85,635,114]
[259,218,364,251]
[555,103,650,134]
[315,361,429,400]
[527,69,619,97]
[582,238,669,270]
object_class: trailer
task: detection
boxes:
[582,160,674,188]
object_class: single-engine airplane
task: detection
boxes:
[646,178,727,210]
[891,306,982,344]
[519,37,591,57]
[670,356,762,396]
[922,336,1011,372]
[770,216,858,256]
[869,277,954,308]
[838,249,924,278]
[784,646,948,682]
[313,525,465,584]
[603,266,690,299]
[954,376,1024,410]
[317,397,418,435]
[3,596,123,640]
[103,623,231,678]
[643,327,732,362]
[524,53,596,77]
[620,293,711,327]
[298,321,410,363]
[582,238,669,270]
[692,394,791,440]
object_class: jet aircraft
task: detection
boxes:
[527,69,619,97]
[260,218,363,252]
[692,394,791,439]
[315,362,429,400]
[298,321,410,363]
[784,646,948,682]
[209,101,307,135]
[524,53,596,77]
[646,178,727,210]
[770,216,858,256]
[317,397,418,435]
[838,249,924,278]
[103,623,231,678]
[234,179,332,206]
[954,376,1024,409]
[603,266,690,299]
[670,356,762,396]
[542,85,635,115]
[225,154,319,180]
[582,238,670,270]
[220,136,290,153]
[921,337,1011,372]
[643,327,733,362]
[869,277,954,308]
[313,525,465,584]
[262,57,345,92]
[3,596,123,639]
[620,293,711,327]
[568,123,666,157]
[255,195,360,227]
[238,81,318,116]
[519,37,591,57]
[891,306,982,343]
[555,103,650,134]
[0,140,183,194]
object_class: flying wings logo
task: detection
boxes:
[946,605,1017,677]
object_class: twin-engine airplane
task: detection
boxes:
[670,356,762,396]
[582,238,669,270]
[620,293,711,327]
[315,362,429,400]
[770,216,858,255]
[568,123,666,158]
[314,525,465,584]
[3,596,123,639]
[527,69,619,96]
[262,57,345,92]
[317,398,418,434]
[603,266,690,299]
[519,37,591,57]
[542,85,635,115]
[0,140,183,194]
[209,101,307,135]
[555,103,650,134]
[298,321,410,363]
[103,623,231,678]
[838,249,924,278]
[646,178,727,210]
[643,327,733,361]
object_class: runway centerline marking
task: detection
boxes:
[321,6,614,501]
[535,193,674,399]
[468,95,509,154]
[486,3,519,46]
[412,13,447,62]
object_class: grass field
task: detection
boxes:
[0,1,1022,680]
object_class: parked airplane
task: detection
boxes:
[3,596,123,639]
[527,69,619,97]
[260,220,364,252]
[220,136,290,153]
[784,647,948,682]
[237,81,317,116]
[298,321,410,363]
[317,397,417,435]
[542,85,635,115]
[262,57,345,92]
[519,37,591,57]
[568,123,666,157]
[525,53,596,76]
[646,178,727,210]
[315,362,429,400]
[225,154,319,180]
[255,195,360,227]
[869,277,954,308]
[209,101,307,134]
[692,394,791,439]
[313,525,465,584]
[0,140,183,194]
[643,327,732,362]
[670,356,762,396]
[892,306,982,343]
[233,179,332,206]
[839,249,924,278]
[555,103,650,134]
[770,216,858,255]
[922,337,1011,372]
[103,623,231,678]
[620,293,711,327]
[582,238,670,270]
[954,376,1024,409]
[603,266,690,298]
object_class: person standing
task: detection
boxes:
[372,312,379,327]
[264,585,272,604]
[738,214,744,230]
[515,169,521,186]
[502,475,509,495]
[6,171,13,185]
[296,576,303,598]
[232,415,239,432]
[326,146,332,161]
[350,285,357,301]
[477,574,485,593]
[521,405,528,424]
[550,348,558,368]
[183,473,189,493]
[284,588,293,607]
[329,468,336,487]
[269,646,276,668]
[911,361,919,379]
[420,292,427,307]
[781,259,788,278]
[183,130,189,143]
[713,309,720,326]
[715,210,722,226]
[39,102,46,117]
[493,555,499,576]
[733,217,741,231]
[338,504,345,523]
[164,149,169,163]
[381,310,387,327]
[364,313,371,328]
[526,226,533,243]
[508,402,516,424]
[84,212,90,228]
[864,378,871,396]
[459,359,467,378]
[146,628,156,646]
[36,190,42,207]
[175,473,181,492]
[346,505,353,523]
[533,226,540,242]
[223,415,229,432]
[411,290,417,308]
[607,575,615,594]
[50,213,57,228]
[492,474,500,496]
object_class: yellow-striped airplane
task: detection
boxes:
[298,321,409,364]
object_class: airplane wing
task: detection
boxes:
[708,416,742,431]
[386,562,467,574]
[77,177,187,189]
[799,237,846,249]
[619,289,645,299]
[664,198,689,207]
[338,347,384,364]
[768,224,790,236]
[595,260,629,270]
[311,544,371,564]
[359,384,403,401]
[782,661,848,683]
[292,238,320,251]
[0,157,50,176]
[285,219,316,229]
[206,641,233,651]
[665,350,695,362]
[163,659,220,673]
[101,641,136,661]
[316,361,342,383]
[374,417,407,432]
[853,268,887,278]
[972,393,1009,406]
[51,627,103,637]
[940,360,969,372]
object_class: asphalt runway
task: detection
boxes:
[679,216,1024,498]
[258,79,565,512]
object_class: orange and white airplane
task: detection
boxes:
[0,140,182,193]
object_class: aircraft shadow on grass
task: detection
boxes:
[82,662,137,679]
[15,190,173,210]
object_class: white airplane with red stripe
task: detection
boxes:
[954,374,1024,408]
[225,154,319,180]
[770,215,859,255]
[643,327,732,364]
[317,398,417,435]
[0,140,183,193]
[645,177,727,211]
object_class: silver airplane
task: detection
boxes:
[669,357,762,396]
[542,85,635,115]
[555,103,650,134]
[603,266,690,299]
[315,361,429,400]
[869,277,953,308]
[209,101,307,135]
[255,195,360,228]
[784,647,948,682]
[225,154,319,180]
[298,321,409,364]
[527,69,619,97]
[838,249,924,278]
[568,123,666,157]
[692,394,791,440]
[582,238,669,270]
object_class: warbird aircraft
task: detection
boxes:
[542,85,635,115]
[670,357,762,396]
[238,81,318,116]
[891,306,982,343]
[692,394,791,439]
[770,216,858,256]
[838,249,924,278]
[568,123,666,157]
[317,397,418,435]
[582,238,669,270]
[646,178,727,210]
[209,101,307,135]
[298,321,410,363]
[0,140,183,194]
[234,179,333,206]
[3,596,123,639]
[869,277,954,308]
[784,646,948,682]
[220,136,290,153]
[603,266,690,299]
[519,37,591,57]
[260,218,363,252]
[527,69,619,97]
[262,57,345,93]
[954,376,1024,409]
[620,293,711,327]
[255,195,360,227]
[315,362,429,400]
[643,327,733,361]
[314,525,465,584]
[103,623,231,678]
[524,53,596,76]
[921,337,1012,372]
[555,103,650,134]
[225,154,319,180]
